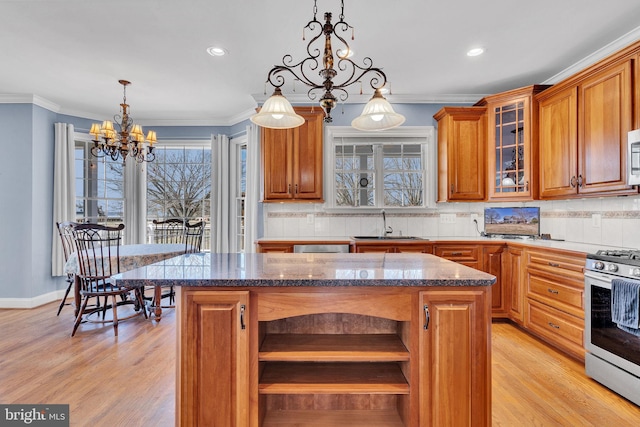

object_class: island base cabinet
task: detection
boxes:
[419,289,491,427]
[177,286,491,427]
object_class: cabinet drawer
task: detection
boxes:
[526,249,585,276]
[527,271,584,318]
[526,299,584,360]
[434,246,480,262]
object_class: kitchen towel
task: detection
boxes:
[611,278,640,337]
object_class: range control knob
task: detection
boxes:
[594,261,605,270]
[607,264,619,272]
[633,268,640,277]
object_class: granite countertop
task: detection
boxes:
[113,252,496,288]
[256,236,615,254]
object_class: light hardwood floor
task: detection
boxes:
[1,302,638,426]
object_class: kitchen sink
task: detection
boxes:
[351,236,426,240]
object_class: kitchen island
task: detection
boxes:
[115,252,496,427]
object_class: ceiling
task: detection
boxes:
[2,0,640,126]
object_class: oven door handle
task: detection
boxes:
[584,270,613,287]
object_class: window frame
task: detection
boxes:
[324,126,437,211]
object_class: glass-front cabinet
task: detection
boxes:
[476,85,550,200]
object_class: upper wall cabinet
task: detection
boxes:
[476,85,550,201]
[261,107,324,202]
[537,56,638,198]
[434,107,487,201]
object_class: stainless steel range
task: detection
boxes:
[585,250,640,406]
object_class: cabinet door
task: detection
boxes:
[435,107,487,201]
[262,127,294,200]
[419,289,491,427]
[354,244,397,253]
[539,87,578,198]
[578,60,633,195]
[483,245,505,317]
[505,246,525,324]
[292,108,324,200]
[488,97,532,199]
[177,290,250,427]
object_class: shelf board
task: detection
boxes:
[259,362,410,395]
[259,334,410,362]
[262,409,405,427]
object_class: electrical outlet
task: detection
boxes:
[440,213,457,224]
[470,213,478,222]
[592,213,601,228]
[306,214,314,224]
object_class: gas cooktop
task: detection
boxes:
[587,249,640,263]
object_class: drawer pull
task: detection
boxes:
[240,304,246,330]
[423,304,430,330]
[451,252,463,256]
[547,288,559,295]
[548,322,560,329]
[548,262,560,267]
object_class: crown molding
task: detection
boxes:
[251,92,486,105]
[543,25,640,84]
[0,94,60,112]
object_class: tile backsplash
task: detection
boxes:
[262,195,640,249]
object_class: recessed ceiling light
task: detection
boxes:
[207,46,227,57]
[467,47,484,57]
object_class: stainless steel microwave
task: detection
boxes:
[628,129,640,185]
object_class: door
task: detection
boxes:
[539,86,578,198]
[177,290,250,427]
[419,289,491,426]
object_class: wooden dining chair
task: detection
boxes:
[70,223,147,336]
[55,221,80,316]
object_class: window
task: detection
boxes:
[327,126,436,209]
[146,143,211,250]
[74,140,124,224]
[234,139,247,252]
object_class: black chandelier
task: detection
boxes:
[89,80,158,163]
[250,0,405,131]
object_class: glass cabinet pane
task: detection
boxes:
[494,101,526,194]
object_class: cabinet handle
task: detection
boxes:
[548,262,560,267]
[240,304,246,330]
[451,252,463,256]
[423,304,430,330]
[450,184,454,193]
[547,288,559,295]
[548,322,560,329]
[577,174,583,187]
[295,183,298,194]
[288,184,292,194]
[570,176,577,188]
[525,180,529,192]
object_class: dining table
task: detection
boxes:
[64,243,190,320]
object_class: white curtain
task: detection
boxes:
[124,160,147,244]
[51,123,76,276]
[243,124,260,253]
[211,134,233,252]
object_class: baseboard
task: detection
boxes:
[0,289,66,309]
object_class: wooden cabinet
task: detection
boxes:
[352,240,433,254]
[419,289,491,426]
[177,290,250,426]
[477,85,549,200]
[177,285,492,427]
[504,246,525,325]
[524,248,586,360]
[538,59,637,198]
[434,244,505,318]
[434,107,487,201]
[256,242,295,253]
[261,107,324,202]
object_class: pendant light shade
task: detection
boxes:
[250,88,305,129]
[351,90,406,131]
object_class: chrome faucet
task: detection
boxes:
[381,209,393,237]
